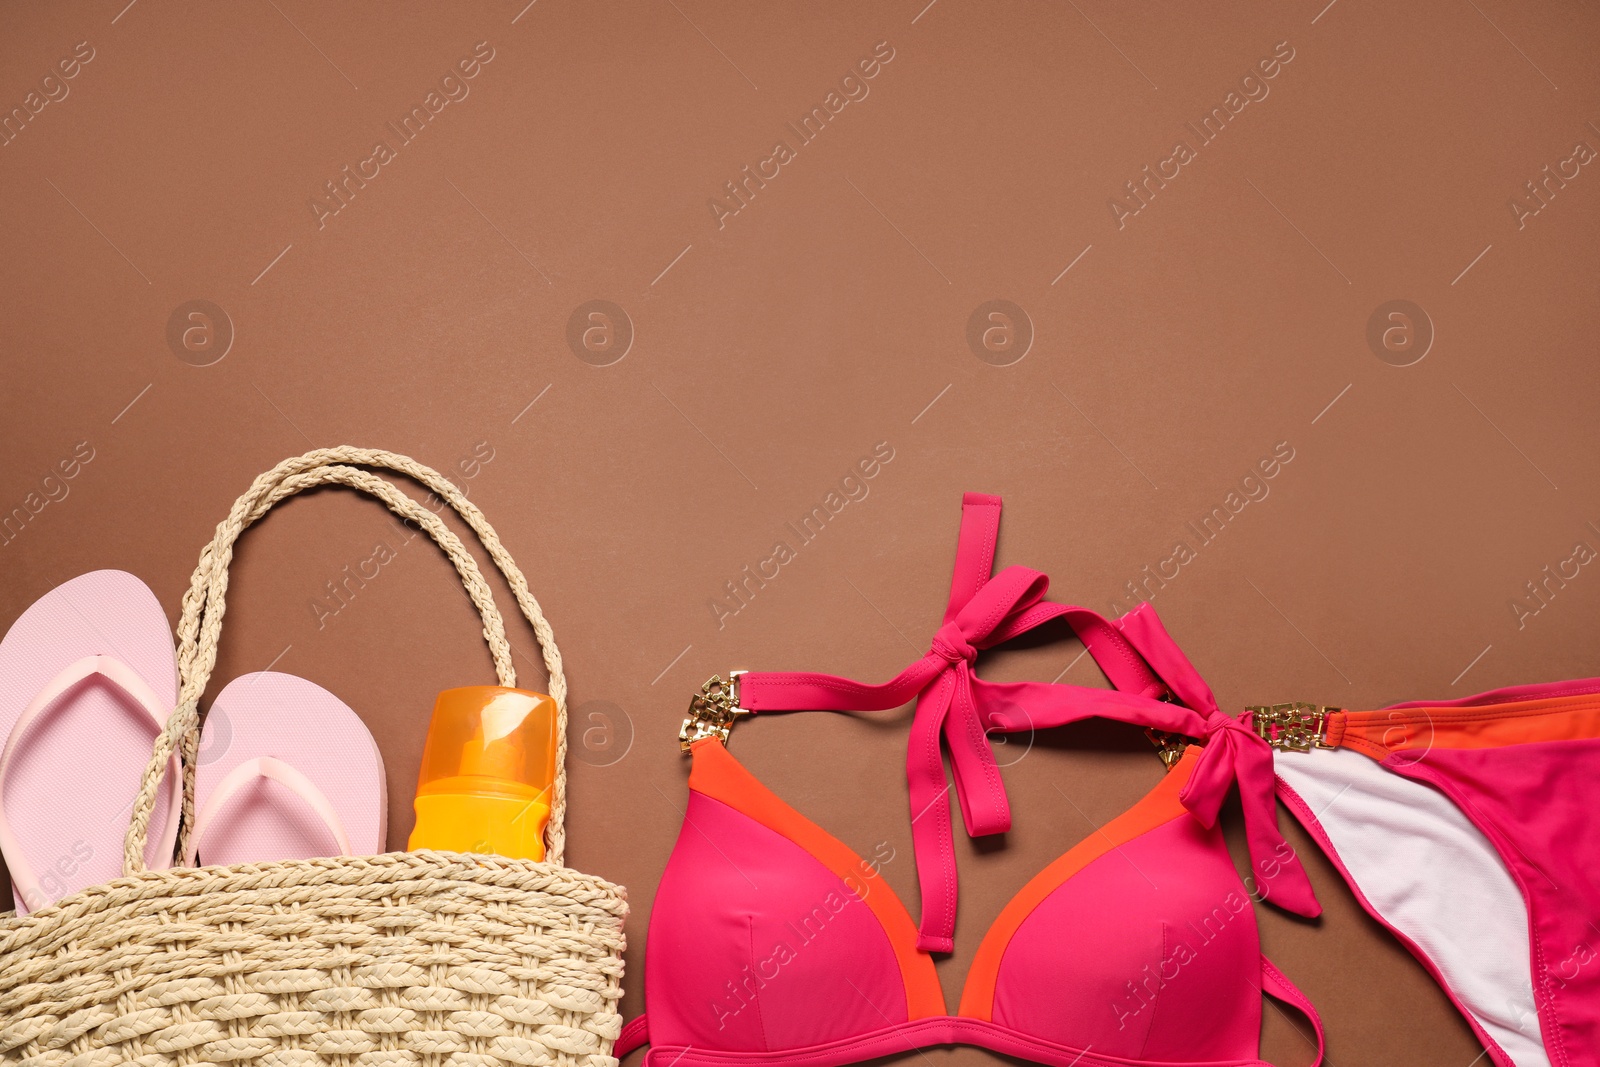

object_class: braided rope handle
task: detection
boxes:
[123,448,571,873]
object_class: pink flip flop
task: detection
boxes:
[0,570,183,913]
[188,671,387,866]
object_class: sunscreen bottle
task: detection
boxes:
[409,686,558,861]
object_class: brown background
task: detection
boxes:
[3,2,1598,1063]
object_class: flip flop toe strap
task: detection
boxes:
[184,755,352,866]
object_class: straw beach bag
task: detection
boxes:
[0,448,627,1066]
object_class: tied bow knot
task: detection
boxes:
[1178,708,1322,919]
[1108,604,1320,919]
[1181,710,1264,828]
[899,565,1058,950]
[929,622,978,665]
[909,565,1056,840]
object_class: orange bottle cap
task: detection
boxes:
[414,686,558,801]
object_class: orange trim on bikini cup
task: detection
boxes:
[688,739,947,1020]
[1334,695,1600,761]
[956,749,1197,1022]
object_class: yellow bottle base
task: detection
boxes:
[409,792,550,862]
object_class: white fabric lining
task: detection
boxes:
[1275,747,1548,1067]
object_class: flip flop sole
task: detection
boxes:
[0,570,181,912]
[194,671,387,865]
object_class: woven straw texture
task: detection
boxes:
[0,449,627,1067]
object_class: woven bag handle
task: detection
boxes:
[122,447,571,873]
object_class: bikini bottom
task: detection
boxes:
[1268,679,1600,1067]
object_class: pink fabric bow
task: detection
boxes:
[742,563,1060,951]
[982,604,1324,924]
[739,493,1320,954]
[1181,710,1322,915]
[1117,604,1322,918]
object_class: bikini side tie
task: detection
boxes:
[1116,602,1323,919]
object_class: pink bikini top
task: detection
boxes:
[624,495,1325,1067]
